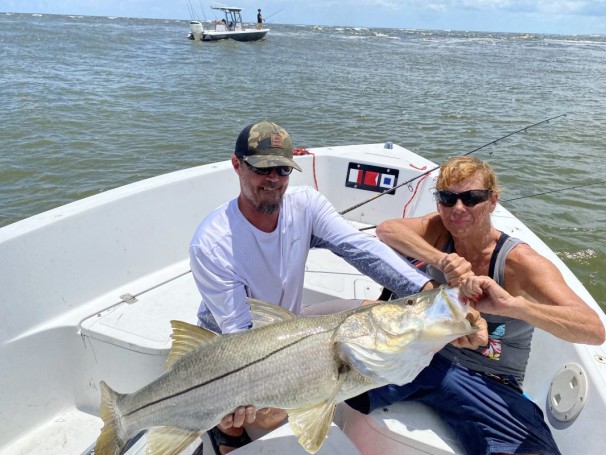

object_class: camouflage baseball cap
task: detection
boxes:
[234,120,302,172]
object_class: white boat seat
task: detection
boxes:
[79,271,201,396]
[80,271,200,354]
[342,401,463,455]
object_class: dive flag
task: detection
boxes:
[345,162,399,194]
[363,171,379,186]
[348,169,363,184]
[380,174,395,188]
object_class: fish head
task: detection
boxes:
[367,302,425,350]
[335,286,477,386]
[406,286,477,339]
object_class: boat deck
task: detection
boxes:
[3,142,605,454]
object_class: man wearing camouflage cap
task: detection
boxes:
[190,119,435,333]
[189,120,439,453]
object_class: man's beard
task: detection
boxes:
[241,180,284,215]
[257,202,280,214]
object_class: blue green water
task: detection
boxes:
[1,13,604,308]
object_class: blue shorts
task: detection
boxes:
[350,354,561,455]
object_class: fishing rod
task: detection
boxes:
[187,1,208,21]
[187,1,195,20]
[339,114,567,216]
[356,179,604,232]
[200,1,208,22]
[265,8,284,21]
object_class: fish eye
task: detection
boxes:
[406,299,414,305]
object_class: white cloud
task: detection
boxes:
[4,0,606,33]
[408,0,606,16]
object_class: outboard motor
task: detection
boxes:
[189,21,204,40]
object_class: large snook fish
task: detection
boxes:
[95,285,477,454]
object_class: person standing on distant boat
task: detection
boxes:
[257,9,263,29]
[189,121,487,454]
[347,156,605,455]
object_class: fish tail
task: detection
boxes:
[94,381,127,455]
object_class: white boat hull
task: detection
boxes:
[1,143,605,454]
[202,29,268,42]
[188,20,268,42]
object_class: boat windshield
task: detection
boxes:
[212,7,244,30]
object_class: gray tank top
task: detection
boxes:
[428,233,534,383]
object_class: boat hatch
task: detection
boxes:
[78,272,201,396]
[80,272,200,355]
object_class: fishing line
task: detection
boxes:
[502,180,606,203]
[187,1,207,21]
[339,114,567,216]
[265,8,284,21]
[200,1,208,22]
[356,179,605,232]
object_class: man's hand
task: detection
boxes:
[218,406,256,431]
[250,407,288,429]
[420,279,440,291]
[218,406,287,432]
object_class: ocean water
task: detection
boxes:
[1,13,605,309]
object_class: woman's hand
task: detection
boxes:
[450,306,488,349]
[437,252,473,286]
[460,275,517,318]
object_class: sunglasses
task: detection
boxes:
[434,189,491,207]
[242,159,293,177]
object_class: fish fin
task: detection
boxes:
[247,297,296,328]
[147,426,200,454]
[167,320,220,369]
[288,401,336,454]
[95,381,127,455]
[288,365,345,454]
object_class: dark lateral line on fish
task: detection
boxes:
[123,329,331,418]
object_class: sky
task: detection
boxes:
[3,0,606,35]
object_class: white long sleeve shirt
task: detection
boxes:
[190,186,429,333]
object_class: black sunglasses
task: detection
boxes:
[434,189,491,207]
[242,159,293,177]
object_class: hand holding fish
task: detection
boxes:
[449,307,488,349]
[218,405,256,430]
[460,275,517,318]
[219,406,287,431]
[437,252,473,286]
